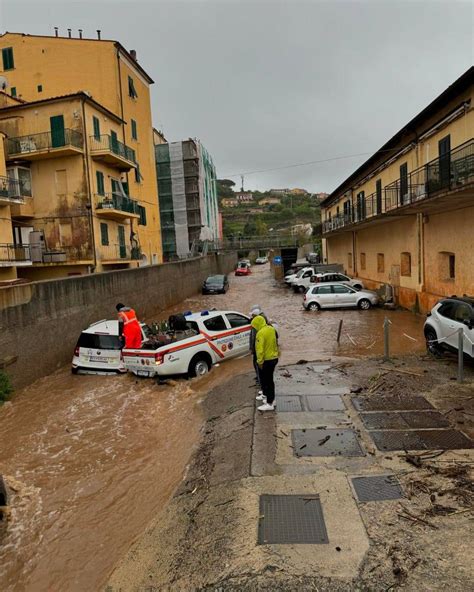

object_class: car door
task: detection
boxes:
[202,314,235,360]
[335,273,350,285]
[332,284,357,307]
[314,285,335,308]
[436,301,458,342]
[444,302,474,354]
[224,313,252,356]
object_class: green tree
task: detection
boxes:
[0,371,13,403]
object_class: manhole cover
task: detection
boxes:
[351,475,404,502]
[276,396,303,412]
[351,394,434,412]
[360,411,450,430]
[369,429,473,451]
[306,395,345,412]
[258,494,329,544]
[292,429,365,457]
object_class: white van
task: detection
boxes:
[71,319,148,374]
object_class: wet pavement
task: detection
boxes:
[0,264,427,592]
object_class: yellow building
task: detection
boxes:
[0,31,162,280]
[321,67,474,313]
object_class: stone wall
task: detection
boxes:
[0,253,237,388]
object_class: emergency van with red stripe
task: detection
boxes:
[123,310,251,378]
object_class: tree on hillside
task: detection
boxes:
[216,179,236,199]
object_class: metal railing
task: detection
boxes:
[40,245,93,263]
[0,243,31,262]
[5,129,83,158]
[323,139,474,234]
[100,244,141,261]
[89,135,136,164]
[95,192,141,215]
[206,235,300,252]
[0,176,29,201]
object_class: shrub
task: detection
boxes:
[0,371,13,404]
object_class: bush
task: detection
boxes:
[0,371,13,404]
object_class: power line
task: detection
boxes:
[221,146,402,178]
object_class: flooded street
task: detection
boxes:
[0,264,426,592]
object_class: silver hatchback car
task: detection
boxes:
[303,283,379,311]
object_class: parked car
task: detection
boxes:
[255,256,268,264]
[71,320,149,374]
[424,297,474,359]
[311,272,364,290]
[303,283,379,311]
[239,259,251,268]
[285,266,315,286]
[235,263,251,276]
[202,274,229,294]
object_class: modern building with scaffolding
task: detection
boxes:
[155,139,220,261]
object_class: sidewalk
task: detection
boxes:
[106,355,474,592]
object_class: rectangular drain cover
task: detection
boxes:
[351,475,404,502]
[369,429,474,451]
[352,394,434,412]
[276,396,303,412]
[361,412,407,430]
[258,494,329,544]
[306,395,345,412]
[292,429,365,457]
[361,411,450,430]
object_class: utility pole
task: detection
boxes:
[241,175,244,192]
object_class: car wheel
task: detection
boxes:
[298,286,306,293]
[308,302,320,311]
[71,367,79,375]
[358,298,371,310]
[425,327,442,357]
[188,354,211,377]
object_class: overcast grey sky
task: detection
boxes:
[1,0,473,192]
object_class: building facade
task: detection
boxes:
[321,67,474,313]
[155,139,219,261]
[0,31,162,281]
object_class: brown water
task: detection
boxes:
[0,265,425,592]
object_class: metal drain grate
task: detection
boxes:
[369,429,474,451]
[276,396,303,412]
[360,412,407,430]
[305,395,345,412]
[400,411,450,429]
[258,494,329,544]
[351,475,404,502]
[292,429,365,457]
[352,394,434,412]
[360,411,450,430]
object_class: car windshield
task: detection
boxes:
[77,333,122,350]
[206,275,224,285]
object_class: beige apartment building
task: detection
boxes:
[321,67,473,313]
[0,30,162,281]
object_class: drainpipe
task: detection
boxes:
[81,97,97,271]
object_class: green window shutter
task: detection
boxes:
[128,76,137,98]
[100,223,109,246]
[11,87,16,97]
[93,116,101,140]
[138,205,147,226]
[2,47,14,70]
[131,119,137,140]
[96,171,105,195]
[37,84,43,93]
[134,163,142,183]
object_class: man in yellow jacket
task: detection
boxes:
[251,315,279,411]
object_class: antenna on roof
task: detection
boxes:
[97,30,101,40]
[54,27,59,37]
[67,29,72,38]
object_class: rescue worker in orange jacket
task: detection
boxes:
[116,303,142,349]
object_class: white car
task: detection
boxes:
[303,283,379,311]
[293,272,364,294]
[286,266,315,287]
[71,320,149,374]
[123,310,251,378]
[424,297,474,358]
[255,256,268,264]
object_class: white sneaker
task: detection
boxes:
[258,403,275,412]
[256,391,265,401]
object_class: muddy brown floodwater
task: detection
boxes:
[0,265,426,592]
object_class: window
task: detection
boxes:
[131,119,137,140]
[7,166,32,197]
[333,284,353,294]
[203,315,227,332]
[400,163,408,204]
[37,84,43,93]
[438,302,456,320]
[96,171,105,195]
[303,270,312,278]
[77,333,121,350]
[55,169,68,196]
[348,252,352,269]
[138,205,147,226]
[93,116,101,140]
[438,251,455,280]
[100,222,109,246]
[376,179,382,214]
[360,252,366,270]
[376,253,385,273]
[449,254,455,279]
[226,313,249,328]
[315,285,332,294]
[2,47,14,70]
[401,252,411,277]
[134,163,142,183]
[335,274,348,281]
[11,87,16,97]
[128,75,138,98]
[454,303,472,323]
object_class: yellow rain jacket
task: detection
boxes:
[251,315,279,366]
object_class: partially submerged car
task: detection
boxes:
[255,256,268,264]
[303,283,379,311]
[202,274,229,294]
[235,263,251,276]
[424,297,474,358]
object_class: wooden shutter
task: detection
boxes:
[93,116,101,140]
[100,223,109,246]
[2,47,14,70]
[131,119,137,140]
[96,171,105,195]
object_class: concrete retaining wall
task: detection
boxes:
[0,253,237,388]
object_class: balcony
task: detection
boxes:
[0,244,32,267]
[90,135,136,170]
[100,244,141,264]
[95,193,141,221]
[5,129,84,161]
[0,177,26,205]
[322,139,474,236]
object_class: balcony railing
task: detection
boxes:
[0,176,28,203]
[95,192,141,216]
[89,135,136,165]
[323,139,474,234]
[5,129,83,158]
[101,244,141,261]
[0,243,31,263]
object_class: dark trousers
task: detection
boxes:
[253,354,261,385]
[260,358,278,405]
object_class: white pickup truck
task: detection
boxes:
[123,310,251,378]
